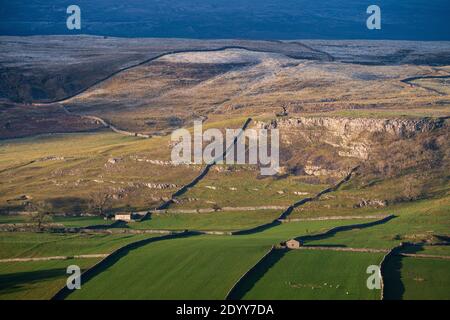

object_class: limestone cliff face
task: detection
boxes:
[256,116,446,160]
[263,117,445,137]
[303,163,347,178]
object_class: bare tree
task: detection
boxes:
[26,201,53,231]
[88,192,113,217]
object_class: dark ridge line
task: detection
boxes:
[401,75,450,83]
[231,220,283,236]
[294,215,396,243]
[232,166,360,235]
[226,246,279,300]
[227,214,395,300]
[83,220,125,230]
[0,127,107,142]
[289,41,335,62]
[30,46,321,106]
[51,230,199,300]
[141,117,253,219]
[0,160,37,174]
[400,74,450,95]
[46,105,153,139]
[62,110,151,139]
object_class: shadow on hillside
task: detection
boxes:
[227,249,286,300]
[382,245,424,300]
[84,220,128,230]
[0,268,64,296]
[48,197,89,215]
[228,216,396,299]
[295,215,396,244]
[53,231,198,300]
[232,220,282,235]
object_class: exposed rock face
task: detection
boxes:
[135,159,173,166]
[256,116,446,160]
[304,163,348,178]
[268,117,444,136]
[39,156,65,162]
[107,158,122,165]
[143,183,178,189]
[353,199,388,208]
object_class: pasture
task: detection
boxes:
[0,131,201,213]
[304,197,450,249]
[398,257,450,300]
[0,232,157,259]
[238,250,385,300]
[131,210,282,231]
[66,219,374,299]
[0,258,99,300]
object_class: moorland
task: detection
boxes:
[0,35,449,300]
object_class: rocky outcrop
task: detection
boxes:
[38,156,65,162]
[354,199,388,208]
[304,163,348,178]
[256,116,446,160]
[107,158,122,165]
[259,116,445,137]
[133,158,181,166]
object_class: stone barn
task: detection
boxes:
[285,239,302,249]
[114,213,132,222]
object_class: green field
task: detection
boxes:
[398,257,450,300]
[301,197,450,249]
[0,258,99,300]
[66,219,374,299]
[0,215,28,224]
[52,216,110,228]
[411,245,450,256]
[131,210,282,231]
[383,251,450,300]
[239,250,384,300]
[67,235,268,300]
[0,215,112,227]
[171,169,327,209]
[0,232,158,259]
[1,37,449,301]
[0,232,162,300]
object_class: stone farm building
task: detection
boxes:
[114,213,133,221]
[285,239,302,249]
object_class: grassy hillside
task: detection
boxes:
[399,257,450,300]
[132,210,282,231]
[0,258,99,300]
[304,197,450,249]
[240,250,384,300]
[0,132,200,213]
[66,219,374,299]
[0,232,158,259]
[0,38,448,300]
